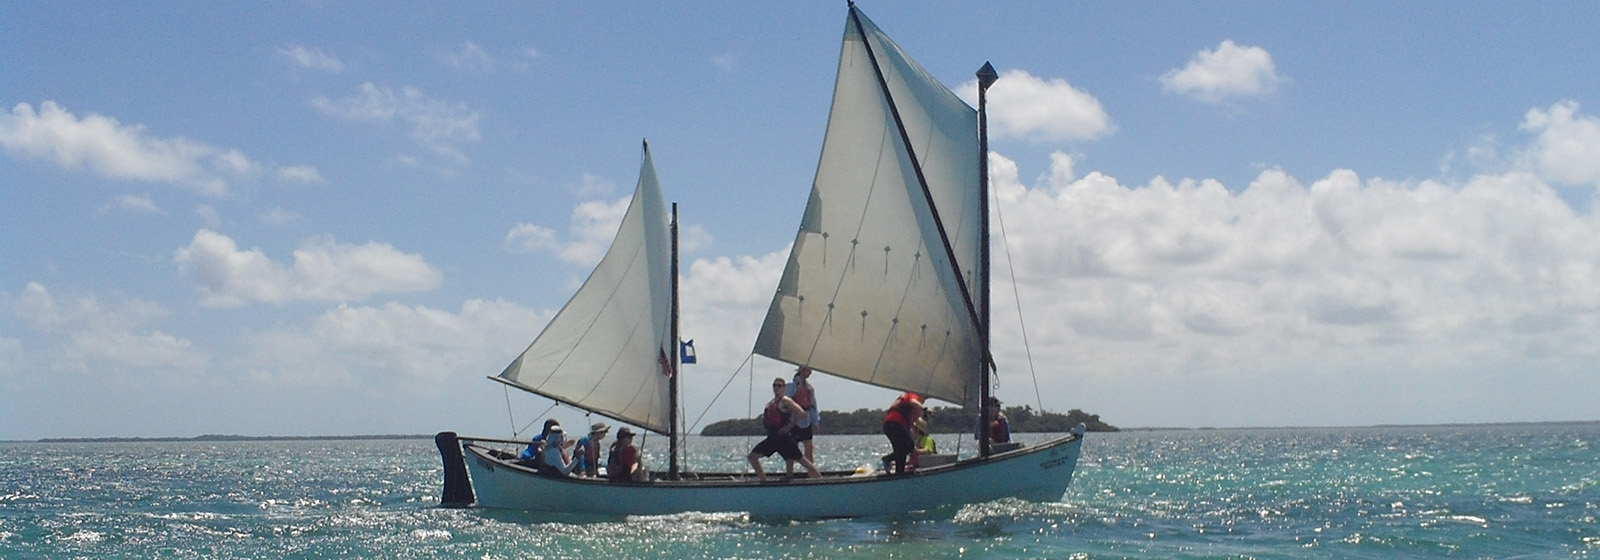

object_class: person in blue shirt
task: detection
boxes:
[572,422,610,477]
[517,419,561,465]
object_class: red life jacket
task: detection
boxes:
[884,392,920,427]
[762,400,787,430]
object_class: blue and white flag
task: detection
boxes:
[680,339,697,364]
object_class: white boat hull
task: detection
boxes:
[449,429,1083,518]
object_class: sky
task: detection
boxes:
[4,2,1600,440]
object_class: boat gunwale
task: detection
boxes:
[458,431,1080,490]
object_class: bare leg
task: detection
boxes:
[797,455,821,478]
[747,454,766,482]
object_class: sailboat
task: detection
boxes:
[436,4,1084,518]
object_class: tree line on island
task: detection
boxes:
[700,405,1116,436]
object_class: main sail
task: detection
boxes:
[753,7,985,406]
[498,145,674,433]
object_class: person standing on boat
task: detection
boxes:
[607,427,641,482]
[747,377,821,481]
[882,392,923,474]
[785,366,820,465]
[572,422,610,477]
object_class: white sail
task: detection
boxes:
[497,145,674,433]
[753,8,985,406]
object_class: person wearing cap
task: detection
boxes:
[607,427,642,482]
[536,425,577,477]
[572,421,610,477]
[784,366,820,465]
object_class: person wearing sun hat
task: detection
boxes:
[607,427,642,482]
[572,421,610,477]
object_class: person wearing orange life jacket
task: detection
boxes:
[881,392,923,474]
[747,377,821,481]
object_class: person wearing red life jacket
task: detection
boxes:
[881,392,923,474]
[747,377,821,481]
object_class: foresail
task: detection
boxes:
[754,7,984,406]
[498,145,674,433]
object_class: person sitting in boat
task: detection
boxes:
[747,377,821,481]
[536,425,578,477]
[572,421,610,477]
[881,392,923,474]
[607,427,642,482]
[976,397,1011,444]
[784,366,820,466]
[517,418,561,466]
[909,417,936,469]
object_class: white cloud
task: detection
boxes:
[8,283,210,383]
[712,54,736,72]
[1162,40,1284,102]
[312,83,481,163]
[276,165,326,185]
[505,193,633,266]
[1520,101,1600,186]
[443,41,494,72]
[0,101,259,195]
[237,299,543,388]
[173,229,443,307]
[971,150,1600,423]
[279,45,343,72]
[503,223,559,253]
[960,69,1112,142]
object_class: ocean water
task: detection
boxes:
[2,423,1595,559]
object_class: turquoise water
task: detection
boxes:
[2,424,1595,558]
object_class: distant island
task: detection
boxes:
[700,406,1116,436]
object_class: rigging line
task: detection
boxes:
[504,384,516,436]
[993,186,1046,412]
[687,354,757,435]
[523,402,560,436]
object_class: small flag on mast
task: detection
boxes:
[680,339,697,364]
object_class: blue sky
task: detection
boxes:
[4,2,1599,440]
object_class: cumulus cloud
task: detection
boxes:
[0,101,258,195]
[279,45,343,72]
[237,299,543,388]
[959,69,1112,142]
[1162,40,1284,102]
[976,152,1600,413]
[173,229,443,307]
[8,283,210,383]
[312,83,481,163]
[504,193,633,265]
[1520,101,1600,187]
